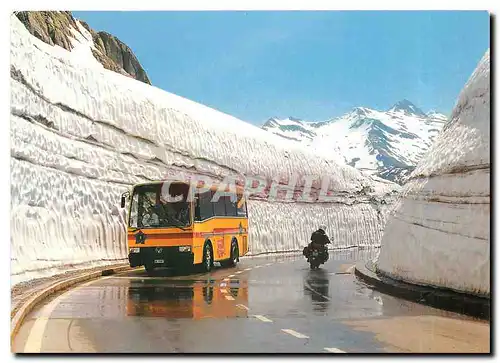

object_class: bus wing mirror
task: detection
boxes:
[121,191,129,208]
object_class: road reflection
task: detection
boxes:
[125,278,249,320]
[304,268,330,312]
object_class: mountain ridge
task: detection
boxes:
[262,100,448,184]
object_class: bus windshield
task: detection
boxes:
[129,183,191,229]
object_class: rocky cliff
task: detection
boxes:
[14,11,151,84]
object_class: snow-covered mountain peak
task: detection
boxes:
[427,110,448,121]
[262,117,280,127]
[388,99,427,118]
[346,106,375,119]
[263,116,303,127]
[262,116,316,142]
[262,101,448,184]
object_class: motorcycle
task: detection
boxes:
[302,243,329,269]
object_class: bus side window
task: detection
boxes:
[214,194,226,216]
[198,191,214,221]
[237,195,247,217]
[195,196,201,221]
[225,195,237,216]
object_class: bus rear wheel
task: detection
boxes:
[203,242,214,273]
[222,240,239,268]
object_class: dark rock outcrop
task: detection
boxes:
[14,11,80,51]
[14,11,151,85]
[90,30,151,84]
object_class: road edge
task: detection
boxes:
[354,261,490,320]
[10,264,131,348]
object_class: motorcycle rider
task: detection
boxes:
[305,225,330,262]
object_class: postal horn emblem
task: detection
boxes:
[135,230,146,244]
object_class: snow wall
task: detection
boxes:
[10,16,399,285]
[376,50,490,297]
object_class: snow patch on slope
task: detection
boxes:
[67,19,104,69]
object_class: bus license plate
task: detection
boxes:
[154,259,164,264]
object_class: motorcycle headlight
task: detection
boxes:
[179,246,191,252]
[130,247,140,253]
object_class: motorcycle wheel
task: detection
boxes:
[303,246,308,257]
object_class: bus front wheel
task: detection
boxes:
[145,264,156,276]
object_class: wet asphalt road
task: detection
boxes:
[13,248,490,353]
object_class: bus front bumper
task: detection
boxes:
[129,247,194,268]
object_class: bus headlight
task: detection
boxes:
[179,246,191,252]
[130,248,140,253]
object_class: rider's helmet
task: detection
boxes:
[318,224,327,233]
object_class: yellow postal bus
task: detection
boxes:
[121,181,249,275]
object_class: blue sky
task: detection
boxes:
[73,11,489,125]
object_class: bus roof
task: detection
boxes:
[131,180,246,194]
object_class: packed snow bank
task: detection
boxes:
[10,15,398,284]
[247,202,387,254]
[376,50,490,297]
